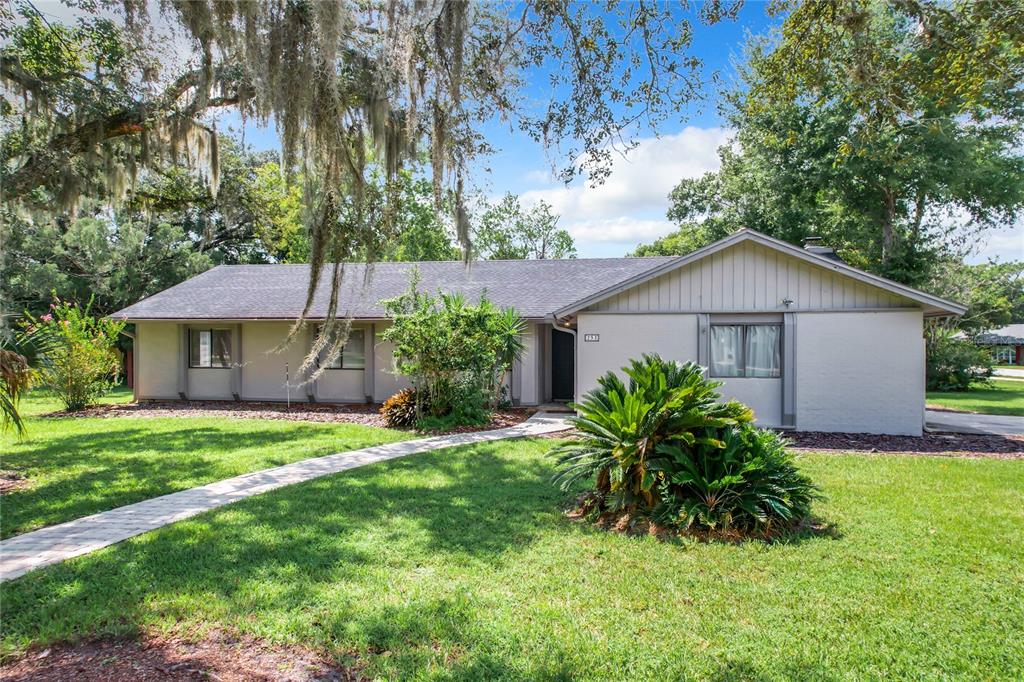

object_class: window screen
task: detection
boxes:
[189,329,232,368]
[327,328,366,369]
[710,324,781,378]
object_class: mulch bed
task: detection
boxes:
[39,400,533,435]
[535,427,1022,458]
[0,632,360,682]
[785,430,1024,459]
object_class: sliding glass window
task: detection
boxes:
[189,329,232,368]
[709,324,781,378]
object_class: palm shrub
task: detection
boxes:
[655,425,818,536]
[552,354,819,537]
[380,274,526,426]
[1,334,33,437]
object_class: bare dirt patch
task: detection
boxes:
[0,632,360,682]
[40,400,532,434]
[0,470,29,494]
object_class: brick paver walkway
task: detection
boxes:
[0,413,571,582]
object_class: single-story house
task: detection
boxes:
[113,229,965,436]
[974,324,1024,366]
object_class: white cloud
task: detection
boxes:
[562,217,677,244]
[968,222,1024,263]
[520,126,730,223]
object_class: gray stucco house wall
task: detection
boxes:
[114,229,965,436]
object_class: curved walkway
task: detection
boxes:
[0,413,572,582]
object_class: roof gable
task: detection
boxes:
[556,230,966,317]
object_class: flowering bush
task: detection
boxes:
[21,297,126,411]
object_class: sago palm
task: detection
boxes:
[552,354,751,512]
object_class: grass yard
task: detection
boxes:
[0,388,410,539]
[926,379,1024,417]
[3,438,1022,680]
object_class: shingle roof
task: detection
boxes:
[976,324,1024,345]
[112,257,678,321]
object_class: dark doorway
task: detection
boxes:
[551,328,575,401]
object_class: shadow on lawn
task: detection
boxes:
[1,422,355,538]
[3,441,844,680]
[2,443,563,658]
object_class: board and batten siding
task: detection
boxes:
[586,241,916,313]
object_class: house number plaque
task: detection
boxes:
[583,334,600,342]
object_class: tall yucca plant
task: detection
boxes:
[552,354,752,512]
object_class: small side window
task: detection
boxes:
[189,329,232,368]
[326,328,366,369]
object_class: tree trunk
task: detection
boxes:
[881,188,897,263]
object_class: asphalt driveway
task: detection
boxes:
[926,409,1024,437]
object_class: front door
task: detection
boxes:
[551,329,575,401]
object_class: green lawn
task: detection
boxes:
[3,438,1022,679]
[1,388,410,539]
[926,379,1024,417]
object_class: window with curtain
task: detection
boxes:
[709,324,781,378]
[189,329,232,368]
[327,328,366,369]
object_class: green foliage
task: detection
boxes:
[655,426,818,536]
[415,385,491,433]
[380,388,419,429]
[2,212,213,319]
[1,135,308,318]
[0,335,33,437]
[380,277,526,426]
[628,222,716,257]
[381,174,460,262]
[474,193,576,260]
[552,354,818,537]
[928,260,1024,335]
[926,329,994,392]
[653,2,1024,286]
[20,297,125,411]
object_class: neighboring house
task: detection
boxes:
[975,324,1024,365]
[113,229,965,436]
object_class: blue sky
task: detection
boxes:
[202,2,1020,263]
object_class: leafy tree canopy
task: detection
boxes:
[474,193,576,260]
[646,0,1024,288]
[1,134,306,318]
[2,0,741,353]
